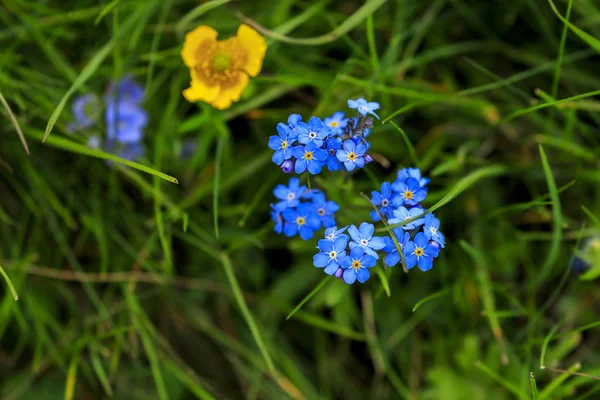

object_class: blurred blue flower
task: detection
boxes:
[397,168,429,188]
[404,232,439,271]
[324,226,349,241]
[297,116,330,147]
[271,205,284,234]
[292,142,328,174]
[105,140,145,161]
[389,206,425,229]
[348,98,380,119]
[105,99,148,144]
[68,94,99,132]
[423,213,445,248]
[383,229,411,267]
[87,135,101,149]
[106,75,144,104]
[324,137,343,171]
[314,236,349,275]
[282,203,321,240]
[312,192,339,228]
[336,140,366,171]
[273,177,309,211]
[268,123,297,165]
[324,111,348,136]
[392,177,427,207]
[339,246,377,284]
[348,222,386,259]
[370,182,397,221]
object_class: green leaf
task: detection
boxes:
[547,0,600,54]
[0,265,18,301]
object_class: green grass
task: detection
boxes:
[2,0,600,399]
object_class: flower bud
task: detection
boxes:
[281,159,294,173]
[364,154,373,164]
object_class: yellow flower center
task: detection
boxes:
[305,152,314,160]
[329,251,336,259]
[212,53,231,71]
[351,260,361,270]
[415,247,424,256]
[281,140,288,149]
[348,152,357,161]
[330,121,339,127]
[296,217,306,226]
[403,190,413,200]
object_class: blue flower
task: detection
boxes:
[370,182,397,221]
[397,168,430,188]
[292,142,328,174]
[423,214,445,248]
[106,75,144,104]
[404,232,440,271]
[392,177,427,207]
[271,205,284,234]
[68,94,99,132]
[348,98,380,119]
[324,112,348,136]
[314,236,349,275]
[105,140,145,161]
[388,207,425,229]
[339,246,377,284]
[312,192,339,228]
[348,222,386,259]
[336,140,366,171]
[297,116,331,147]
[268,123,297,165]
[273,177,309,211]
[323,226,349,241]
[287,114,302,133]
[324,137,343,171]
[382,229,411,267]
[282,203,321,240]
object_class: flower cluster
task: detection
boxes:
[69,76,147,161]
[309,168,446,284]
[268,98,380,174]
[270,177,339,240]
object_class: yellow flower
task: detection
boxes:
[181,24,266,110]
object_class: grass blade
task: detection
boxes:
[536,145,562,283]
[220,253,276,376]
[0,264,19,301]
[412,288,450,312]
[286,276,331,320]
[547,0,600,54]
[94,0,122,25]
[530,372,539,400]
[235,0,387,46]
[64,353,80,400]
[0,90,29,155]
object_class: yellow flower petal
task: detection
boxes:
[210,72,249,110]
[235,24,266,77]
[182,70,220,103]
[181,25,218,68]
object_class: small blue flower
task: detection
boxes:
[392,177,427,207]
[382,229,411,267]
[68,94,99,132]
[324,112,348,136]
[388,207,425,229]
[297,116,331,147]
[423,213,445,248]
[287,114,302,133]
[370,182,397,221]
[348,98,380,119]
[339,246,377,284]
[273,177,309,211]
[106,75,144,104]
[314,236,349,275]
[324,137,343,171]
[404,232,440,271]
[292,142,328,174]
[268,123,297,165]
[105,97,148,144]
[282,203,321,240]
[312,192,339,228]
[348,222,386,259]
[397,168,429,188]
[271,205,284,234]
[323,226,349,242]
[336,140,366,171]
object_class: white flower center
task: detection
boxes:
[361,239,368,246]
[430,227,437,234]
[309,132,316,139]
[287,193,295,200]
[382,199,389,207]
